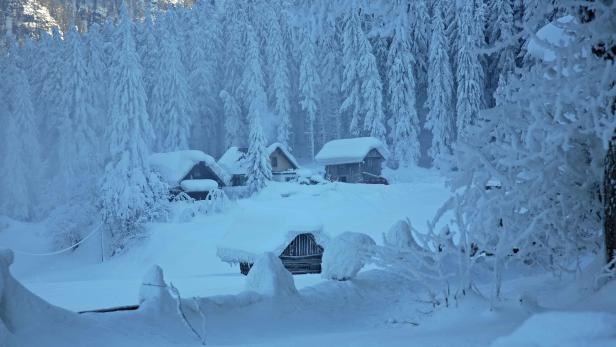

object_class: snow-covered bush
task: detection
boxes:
[322,232,376,281]
[383,219,423,251]
[172,189,228,222]
[138,265,176,313]
[245,252,297,297]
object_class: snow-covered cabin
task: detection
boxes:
[315,137,389,184]
[149,150,230,200]
[217,210,325,275]
[217,143,300,186]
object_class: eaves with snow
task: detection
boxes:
[315,137,389,166]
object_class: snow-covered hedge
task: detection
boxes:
[245,252,297,297]
[322,232,376,281]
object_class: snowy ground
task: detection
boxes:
[2,167,616,346]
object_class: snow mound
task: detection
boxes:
[245,252,297,297]
[491,311,616,347]
[527,15,578,62]
[180,179,219,192]
[383,219,421,251]
[322,232,376,281]
[315,137,389,165]
[150,150,230,186]
[139,265,175,312]
[0,248,74,341]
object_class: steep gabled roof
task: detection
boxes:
[315,137,389,166]
[267,143,300,170]
[149,150,230,187]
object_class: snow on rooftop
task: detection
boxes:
[149,150,230,187]
[267,143,300,169]
[527,15,578,62]
[217,208,325,263]
[218,147,249,176]
[315,137,389,166]
[180,179,219,192]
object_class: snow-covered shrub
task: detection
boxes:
[172,189,228,222]
[322,232,376,281]
[138,265,176,313]
[383,219,423,251]
[245,252,297,297]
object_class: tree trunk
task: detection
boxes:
[604,131,616,266]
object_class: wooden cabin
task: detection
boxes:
[218,143,300,186]
[149,150,230,200]
[239,233,324,275]
[315,137,389,184]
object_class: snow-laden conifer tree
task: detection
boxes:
[487,0,515,103]
[409,0,430,86]
[456,0,484,140]
[99,4,167,248]
[299,28,321,159]
[0,40,41,221]
[340,8,364,137]
[263,2,292,149]
[424,1,454,161]
[149,12,191,152]
[55,27,99,203]
[219,90,243,148]
[85,23,108,143]
[319,19,343,141]
[187,0,220,152]
[136,2,158,102]
[341,6,385,141]
[241,26,272,193]
[387,12,420,166]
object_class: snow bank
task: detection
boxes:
[180,179,219,192]
[245,252,297,297]
[138,265,176,313]
[217,208,325,263]
[322,232,376,281]
[0,248,74,342]
[527,15,578,62]
[491,311,616,347]
[315,137,389,165]
[150,150,230,186]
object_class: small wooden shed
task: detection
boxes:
[315,137,389,184]
[149,150,230,200]
[217,143,300,186]
[216,211,325,275]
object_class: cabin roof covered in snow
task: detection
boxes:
[267,143,300,169]
[216,208,326,263]
[218,144,300,175]
[149,150,230,187]
[527,15,578,62]
[315,137,389,166]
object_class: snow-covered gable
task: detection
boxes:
[216,209,326,264]
[218,147,249,176]
[315,137,389,166]
[267,143,300,170]
[149,150,230,187]
[527,15,578,62]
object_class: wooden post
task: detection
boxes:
[605,132,616,267]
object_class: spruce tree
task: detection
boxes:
[299,28,321,159]
[387,15,420,166]
[456,0,484,140]
[99,4,166,246]
[424,0,454,161]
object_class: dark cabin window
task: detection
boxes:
[271,156,278,168]
[339,176,347,182]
